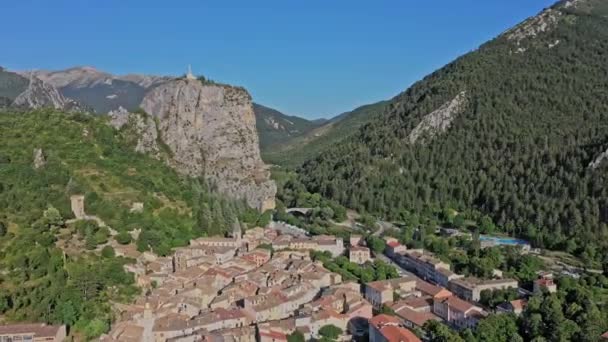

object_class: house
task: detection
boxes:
[349,246,371,264]
[100,322,143,342]
[368,315,420,342]
[365,277,417,308]
[311,235,345,257]
[391,297,433,313]
[350,234,362,247]
[497,299,527,316]
[241,249,272,267]
[190,236,241,249]
[391,303,442,330]
[394,250,460,287]
[0,323,67,342]
[152,314,193,342]
[166,326,256,342]
[601,331,608,340]
[433,296,485,330]
[448,277,518,302]
[415,280,453,301]
[191,308,251,333]
[385,241,407,257]
[310,309,349,338]
[533,278,557,294]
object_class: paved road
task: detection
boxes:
[373,220,397,236]
[375,252,416,278]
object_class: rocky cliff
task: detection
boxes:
[23,66,170,113]
[134,79,276,211]
[11,74,82,111]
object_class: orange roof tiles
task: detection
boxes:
[369,314,401,328]
[439,296,477,313]
[379,325,421,342]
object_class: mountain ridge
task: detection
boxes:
[296,0,608,262]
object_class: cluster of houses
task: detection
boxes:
[100,225,367,342]
[0,217,573,342]
[365,236,563,335]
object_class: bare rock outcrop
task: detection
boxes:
[505,8,562,45]
[140,79,276,211]
[13,75,70,110]
[408,91,467,144]
[589,149,608,169]
[109,106,161,157]
[11,74,85,112]
[33,148,46,169]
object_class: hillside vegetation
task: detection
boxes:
[263,100,387,167]
[253,103,321,151]
[298,0,608,265]
[0,110,262,337]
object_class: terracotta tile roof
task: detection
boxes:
[439,296,478,314]
[602,331,608,339]
[369,314,401,328]
[0,323,64,338]
[259,330,288,341]
[379,325,421,342]
[399,297,433,310]
[394,307,441,328]
[367,277,416,292]
[387,241,401,248]
[510,299,526,311]
[415,281,451,298]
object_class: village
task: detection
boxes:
[91,216,560,342]
[0,198,575,342]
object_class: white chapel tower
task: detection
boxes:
[186,65,196,80]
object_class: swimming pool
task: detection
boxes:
[480,235,530,246]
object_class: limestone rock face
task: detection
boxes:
[140,79,276,211]
[589,148,608,169]
[109,106,160,157]
[408,91,467,144]
[13,76,69,110]
[12,75,83,111]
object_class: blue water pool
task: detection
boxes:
[480,235,529,246]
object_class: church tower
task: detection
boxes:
[232,218,242,244]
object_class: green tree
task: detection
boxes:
[85,233,98,250]
[287,330,305,342]
[474,314,522,342]
[366,236,386,254]
[318,325,342,341]
[101,246,115,258]
[115,231,132,245]
[423,320,464,342]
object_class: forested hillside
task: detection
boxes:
[0,68,28,105]
[0,110,263,337]
[263,100,387,167]
[253,103,321,151]
[298,0,608,264]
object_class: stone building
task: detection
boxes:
[349,246,371,264]
[0,323,67,342]
[365,277,417,308]
[70,194,85,219]
[448,277,518,302]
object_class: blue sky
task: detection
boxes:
[1,1,555,119]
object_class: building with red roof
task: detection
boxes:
[433,296,485,330]
[368,314,420,342]
[533,277,557,294]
